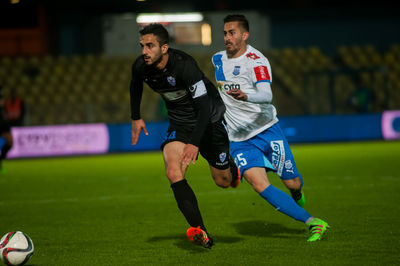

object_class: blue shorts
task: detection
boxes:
[230,122,302,181]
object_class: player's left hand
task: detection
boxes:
[227,89,248,101]
[131,119,148,145]
[180,144,199,166]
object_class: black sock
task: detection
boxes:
[228,155,239,180]
[291,189,302,201]
[171,179,206,231]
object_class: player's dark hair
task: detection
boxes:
[139,23,169,46]
[224,14,249,32]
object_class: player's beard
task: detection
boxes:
[226,47,239,58]
[151,53,163,67]
[225,42,240,58]
[144,49,163,67]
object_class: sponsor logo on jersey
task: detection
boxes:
[217,81,224,91]
[167,76,176,86]
[233,66,241,76]
[254,66,270,82]
[219,152,227,163]
[161,90,187,101]
[246,52,260,60]
[217,81,241,91]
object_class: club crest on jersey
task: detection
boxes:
[246,52,260,60]
[167,76,176,86]
[219,152,227,163]
[233,66,241,76]
[285,160,295,174]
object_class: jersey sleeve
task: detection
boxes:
[246,81,273,103]
[181,58,210,147]
[181,58,206,92]
[130,59,144,120]
[250,56,272,85]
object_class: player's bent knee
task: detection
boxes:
[252,183,269,194]
[245,175,270,193]
[165,168,184,183]
[283,177,302,191]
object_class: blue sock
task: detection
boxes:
[260,185,311,223]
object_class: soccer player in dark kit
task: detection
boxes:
[129,23,240,249]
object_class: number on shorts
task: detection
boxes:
[236,153,247,166]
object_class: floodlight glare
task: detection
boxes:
[137,13,204,23]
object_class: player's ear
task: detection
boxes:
[242,31,249,41]
[161,44,169,54]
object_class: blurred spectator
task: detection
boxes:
[348,75,374,113]
[0,85,13,173]
[4,87,25,127]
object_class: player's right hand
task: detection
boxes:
[227,89,248,101]
[180,144,199,166]
[131,119,148,145]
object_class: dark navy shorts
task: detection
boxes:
[161,119,230,170]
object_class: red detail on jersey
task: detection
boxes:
[246,52,260,60]
[254,66,270,81]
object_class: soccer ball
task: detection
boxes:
[0,231,34,266]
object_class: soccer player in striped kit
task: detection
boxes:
[212,14,329,241]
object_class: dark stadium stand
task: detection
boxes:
[0,44,399,125]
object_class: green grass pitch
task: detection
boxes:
[1,141,399,265]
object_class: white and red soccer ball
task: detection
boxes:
[0,231,34,266]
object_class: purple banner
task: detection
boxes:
[382,110,400,140]
[7,124,109,158]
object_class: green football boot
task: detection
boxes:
[307,218,329,242]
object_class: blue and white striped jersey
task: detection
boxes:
[212,45,278,142]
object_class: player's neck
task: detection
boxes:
[228,44,247,59]
[156,54,169,70]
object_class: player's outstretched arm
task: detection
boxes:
[131,119,148,145]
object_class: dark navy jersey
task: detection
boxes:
[130,48,225,146]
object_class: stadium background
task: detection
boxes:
[1,1,400,265]
[1,0,400,156]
